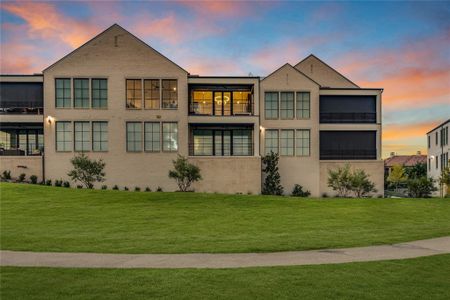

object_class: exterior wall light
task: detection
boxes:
[47,116,54,124]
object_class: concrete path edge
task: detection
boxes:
[1,236,449,269]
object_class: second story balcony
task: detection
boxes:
[189,85,254,116]
[0,81,43,115]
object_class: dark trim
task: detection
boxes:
[189,76,260,79]
[320,87,383,91]
[426,119,450,135]
[0,74,43,77]
[295,54,360,88]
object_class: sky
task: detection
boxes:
[1,0,449,158]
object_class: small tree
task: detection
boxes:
[262,151,283,195]
[439,160,450,197]
[168,155,202,192]
[327,164,353,197]
[351,169,377,197]
[404,162,427,179]
[407,177,437,198]
[67,153,106,189]
[387,164,407,192]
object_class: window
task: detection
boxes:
[55,79,71,108]
[296,129,310,156]
[320,131,377,160]
[232,129,252,156]
[74,121,90,151]
[280,130,294,156]
[162,79,177,109]
[436,131,438,145]
[320,95,376,123]
[296,92,310,119]
[428,158,431,171]
[265,92,278,119]
[92,79,107,108]
[233,91,251,114]
[191,91,213,115]
[265,130,279,154]
[280,92,294,119]
[56,121,72,151]
[144,122,160,152]
[436,155,439,169]
[126,122,142,152]
[428,136,431,148]
[162,122,178,151]
[193,129,213,156]
[126,79,142,109]
[144,79,160,109]
[92,122,108,151]
[73,79,89,108]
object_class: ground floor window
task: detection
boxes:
[74,121,91,152]
[190,126,253,156]
[92,122,108,151]
[126,122,142,152]
[56,121,72,152]
[0,125,43,155]
[162,122,178,151]
[264,128,310,157]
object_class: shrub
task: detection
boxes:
[262,151,283,195]
[291,184,311,197]
[29,175,38,184]
[112,185,119,190]
[168,155,202,192]
[350,169,377,197]
[327,164,352,197]
[124,186,129,191]
[134,187,141,192]
[145,187,152,192]
[76,185,83,189]
[54,180,63,187]
[156,186,163,192]
[407,177,437,198]
[45,179,52,186]
[67,153,106,189]
[322,193,328,198]
[2,170,11,180]
[63,181,70,188]
[387,164,407,192]
[101,185,107,190]
[18,173,26,183]
[404,162,427,179]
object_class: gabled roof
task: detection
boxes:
[384,155,427,167]
[43,24,188,74]
[295,54,359,88]
[261,63,321,86]
[426,119,450,135]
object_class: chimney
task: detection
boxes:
[417,151,421,155]
[390,152,395,157]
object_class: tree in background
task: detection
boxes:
[68,153,106,189]
[350,169,377,197]
[327,164,353,197]
[387,164,407,192]
[168,155,202,192]
[262,151,283,195]
[404,162,427,179]
[407,177,437,198]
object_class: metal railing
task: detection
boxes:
[320,149,377,160]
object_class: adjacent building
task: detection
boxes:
[426,119,449,196]
[384,152,427,177]
[0,24,384,196]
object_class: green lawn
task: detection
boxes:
[1,183,449,254]
[1,255,449,299]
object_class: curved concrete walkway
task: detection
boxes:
[1,236,449,269]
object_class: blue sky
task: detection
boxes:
[1,1,449,157]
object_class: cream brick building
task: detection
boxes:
[426,119,449,196]
[0,24,384,196]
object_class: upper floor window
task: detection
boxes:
[162,122,178,151]
[162,79,178,109]
[296,92,310,119]
[436,131,438,145]
[92,121,108,151]
[55,121,72,152]
[296,129,310,156]
[232,91,252,114]
[191,91,213,115]
[55,79,71,108]
[144,79,160,109]
[428,136,431,148]
[126,79,142,109]
[92,79,107,108]
[320,95,376,124]
[280,92,294,119]
[73,79,89,108]
[264,92,278,119]
[265,129,279,155]
[74,121,91,151]
[126,122,142,152]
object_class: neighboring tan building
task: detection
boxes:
[426,119,449,196]
[0,24,384,196]
[384,152,427,176]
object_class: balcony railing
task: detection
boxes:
[320,112,376,123]
[0,101,43,115]
[188,142,253,156]
[320,149,377,160]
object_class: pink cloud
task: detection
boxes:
[177,0,251,17]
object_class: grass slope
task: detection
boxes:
[1,255,450,299]
[1,183,449,253]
